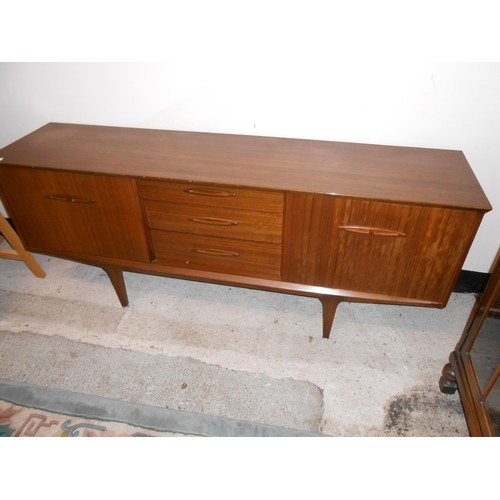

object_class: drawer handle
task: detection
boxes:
[45,194,96,204]
[184,187,236,198]
[339,225,406,237]
[193,248,240,257]
[188,217,239,226]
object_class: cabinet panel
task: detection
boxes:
[0,167,152,262]
[282,194,481,303]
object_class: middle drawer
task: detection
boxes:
[143,200,283,244]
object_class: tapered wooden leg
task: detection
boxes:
[102,267,129,307]
[319,296,343,339]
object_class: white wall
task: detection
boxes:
[0,62,498,272]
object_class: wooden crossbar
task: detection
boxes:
[0,214,46,278]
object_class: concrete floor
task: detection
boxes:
[0,252,472,436]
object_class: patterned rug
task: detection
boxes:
[0,379,322,437]
[0,399,181,437]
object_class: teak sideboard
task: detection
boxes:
[0,123,492,338]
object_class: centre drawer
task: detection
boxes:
[143,200,282,243]
[151,230,282,280]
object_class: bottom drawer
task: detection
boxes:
[151,230,282,280]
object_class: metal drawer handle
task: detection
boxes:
[193,248,240,257]
[188,217,239,226]
[339,225,406,237]
[184,187,236,198]
[45,194,96,204]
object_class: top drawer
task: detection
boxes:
[139,180,283,213]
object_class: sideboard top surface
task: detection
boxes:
[0,122,491,210]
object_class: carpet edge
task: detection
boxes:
[0,378,325,437]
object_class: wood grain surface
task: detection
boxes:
[0,122,492,210]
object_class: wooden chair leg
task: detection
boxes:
[0,215,46,278]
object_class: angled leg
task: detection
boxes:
[102,266,129,307]
[319,295,343,339]
[0,215,46,278]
